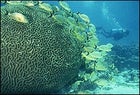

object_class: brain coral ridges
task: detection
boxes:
[1,1,84,94]
[1,1,106,94]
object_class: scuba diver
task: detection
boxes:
[96,27,130,41]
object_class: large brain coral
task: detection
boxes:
[1,3,84,94]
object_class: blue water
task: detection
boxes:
[47,2,139,93]
[48,1,139,46]
[1,1,139,45]
[1,1,139,94]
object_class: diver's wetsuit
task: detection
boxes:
[96,27,129,40]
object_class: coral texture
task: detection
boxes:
[1,4,84,94]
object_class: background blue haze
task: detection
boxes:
[1,1,139,45]
[1,1,139,94]
[48,1,139,46]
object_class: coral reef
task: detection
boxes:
[108,44,139,71]
[2,1,136,94]
[60,43,116,94]
[60,44,139,94]
[1,1,87,94]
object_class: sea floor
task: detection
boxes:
[60,69,139,94]
[94,69,139,94]
[93,78,139,94]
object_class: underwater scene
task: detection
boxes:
[1,0,139,94]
